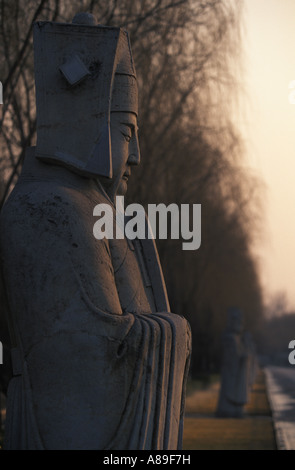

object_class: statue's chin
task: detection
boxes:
[117,180,128,196]
[97,176,128,201]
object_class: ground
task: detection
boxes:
[183,369,277,450]
[0,369,276,450]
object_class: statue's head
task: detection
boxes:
[227,307,243,333]
[33,13,140,198]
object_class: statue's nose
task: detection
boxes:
[128,133,140,166]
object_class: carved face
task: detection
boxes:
[107,111,140,198]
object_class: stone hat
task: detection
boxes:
[33,13,138,179]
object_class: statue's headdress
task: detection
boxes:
[33,13,138,178]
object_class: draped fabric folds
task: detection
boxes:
[4,313,191,450]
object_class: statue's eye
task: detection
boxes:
[122,132,131,142]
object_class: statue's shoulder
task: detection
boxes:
[1,146,109,216]
[0,170,109,259]
[2,163,106,218]
[223,331,239,348]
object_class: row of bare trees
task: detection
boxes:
[0,0,264,379]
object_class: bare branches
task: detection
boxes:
[3,0,47,94]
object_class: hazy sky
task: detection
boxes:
[239,0,295,309]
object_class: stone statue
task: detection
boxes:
[243,330,258,391]
[0,14,191,450]
[216,307,249,418]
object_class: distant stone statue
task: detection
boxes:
[0,14,191,450]
[243,330,258,391]
[216,307,249,418]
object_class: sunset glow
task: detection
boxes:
[241,0,295,309]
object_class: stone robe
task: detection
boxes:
[0,148,191,450]
[216,330,248,418]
